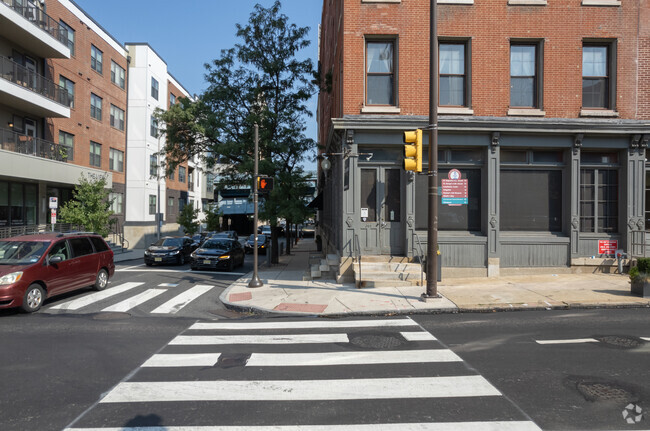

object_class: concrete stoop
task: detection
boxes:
[303,253,339,281]
[354,257,426,288]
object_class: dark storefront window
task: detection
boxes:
[580,152,619,233]
[0,183,38,227]
[501,170,563,231]
[0,182,8,227]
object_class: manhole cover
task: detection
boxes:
[349,333,405,349]
[92,312,131,320]
[595,335,644,349]
[577,382,637,402]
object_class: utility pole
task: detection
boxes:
[423,0,439,300]
[248,123,263,288]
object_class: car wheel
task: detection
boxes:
[22,284,45,313]
[177,254,183,265]
[145,261,153,266]
[94,269,109,291]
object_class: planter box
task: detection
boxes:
[631,280,650,298]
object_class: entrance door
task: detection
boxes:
[359,167,404,255]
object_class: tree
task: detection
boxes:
[59,173,113,237]
[204,204,221,232]
[156,0,315,263]
[177,204,200,236]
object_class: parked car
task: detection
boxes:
[0,232,115,313]
[302,222,316,238]
[209,230,239,241]
[144,236,194,266]
[190,238,245,271]
[244,234,269,254]
[257,225,272,236]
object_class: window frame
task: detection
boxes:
[110,105,125,131]
[109,148,124,172]
[149,195,156,215]
[149,154,158,178]
[439,39,471,108]
[365,38,397,107]
[582,40,617,110]
[89,141,101,168]
[110,61,125,89]
[150,116,159,137]
[58,130,74,161]
[178,166,186,183]
[59,20,75,56]
[90,93,102,121]
[58,75,74,108]
[509,40,544,109]
[151,77,159,100]
[90,44,103,75]
[579,152,619,234]
[109,192,124,214]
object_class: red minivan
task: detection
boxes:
[0,232,115,313]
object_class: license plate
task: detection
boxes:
[154,257,162,262]
[203,260,211,264]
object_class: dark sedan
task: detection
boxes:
[190,238,245,271]
[144,236,194,266]
[244,234,268,254]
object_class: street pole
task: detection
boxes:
[248,123,263,288]
[424,0,439,300]
[156,136,161,240]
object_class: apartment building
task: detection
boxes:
[317,0,650,278]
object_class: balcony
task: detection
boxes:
[0,56,70,117]
[0,0,70,58]
[0,127,68,162]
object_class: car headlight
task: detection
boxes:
[0,271,23,285]
[191,252,196,258]
[171,250,180,255]
[219,255,231,260]
[144,250,150,255]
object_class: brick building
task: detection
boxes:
[317,0,650,279]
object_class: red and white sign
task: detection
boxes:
[50,209,57,224]
[598,240,618,254]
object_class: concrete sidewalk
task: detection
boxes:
[221,238,650,316]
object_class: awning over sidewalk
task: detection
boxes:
[307,192,323,210]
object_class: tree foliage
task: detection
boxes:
[177,204,200,236]
[59,174,113,237]
[155,1,316,261]
[204,204,221,232]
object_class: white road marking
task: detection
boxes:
[189,318,418,330]
[535,338,599,345]
[401,331,437,341]
[116,264,146,271]
[246,349,462,366]
[169,333,351,345]
[151,284,213,314]
[158,283,179,287]
[101,289,166,312]
[642,337,650,341]
[48,282,145,310]
[65,421,542,431]
[141,353,222,367]
[100,376,502,403]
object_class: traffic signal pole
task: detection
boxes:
[424,0,439,300]
[248,123,263,288]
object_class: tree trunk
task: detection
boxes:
[286,222,292,255]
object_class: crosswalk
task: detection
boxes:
[45,281,219,315]
[63,317,542,430]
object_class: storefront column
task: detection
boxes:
[487,132,500,277]
[626,135,648,255]
[570,134,582,257]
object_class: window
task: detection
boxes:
[58,76,74,108]
[510,43,541,108]
[170,93,176,106]
[90,45,103,74]
[179,166,186,183]
[151,77,159,100]
[109,148,124,172]
[582,42,615,109]
[59,20,75,56]
[58,131,74,161]
[109,192,123,214]
[580,152,618,233]
[150,116,158,137]
[149,195,156,215]
[366,40,395,106]
[439,42,468,106]
[149,154,158,177]
[110,105,125,131]
[168,168,175,181]
[89,141,101,167]
[168,196,174,208]
[90,93,102,121]
[111,61,125,89]
[501,149,564,232]
[206,173,215,193]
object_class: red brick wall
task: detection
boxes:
[44,0,128,186]
[319,0,647,143]
[165,79,189,194]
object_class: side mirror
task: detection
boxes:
[49,256,63,264]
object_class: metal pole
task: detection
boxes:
[156,136,161,240]
[424,0,439,299]
[248,123,263,288]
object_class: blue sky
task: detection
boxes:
[73,0,322,171]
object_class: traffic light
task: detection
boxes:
[257,176,274,194]
[403,129,423,172]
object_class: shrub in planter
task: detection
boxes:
[629,258,650,298]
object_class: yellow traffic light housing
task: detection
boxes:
[403,129,423,172]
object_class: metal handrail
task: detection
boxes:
[414,233,425,286]
[0,223,83,239]
[0,56,70,106]
[2,0,69,45]
[354,233,361,286]
[0,127,70,162]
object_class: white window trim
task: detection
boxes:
[508,0,547,5]
[582,0,621,6]
[438,0,473,4]
[362,0,400,2]
[361,106,401,114]
[580,109,619,118]
[508,108,546,117]
[438,107,474,115]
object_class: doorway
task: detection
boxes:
[359,167,404,255]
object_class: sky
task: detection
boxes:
[73,0,323,171]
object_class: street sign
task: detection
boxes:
[598,240,618,255]
[441,170,468,206]
[50,209,57,224]
[49,197,58,209]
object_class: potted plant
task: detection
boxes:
[629,257,650,298]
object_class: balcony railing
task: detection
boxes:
[2,0,69,46]
[0,55,70,106]
[0,127,69,162]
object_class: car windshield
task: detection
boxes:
[153,238,182,247]
[0,241,50,265]
[202,240,231,250]
[248,234,266,241]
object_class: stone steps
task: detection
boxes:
[353,258,426,288]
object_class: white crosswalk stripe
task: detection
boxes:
[63,317,542,431]
[101,288,166,312]
[48,282,145,310]
[151,284,213,314]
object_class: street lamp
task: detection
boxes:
[248,123,263,288]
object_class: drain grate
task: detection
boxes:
[576,381,637,403]
[349,332,405,349]
[595,335,644,349]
